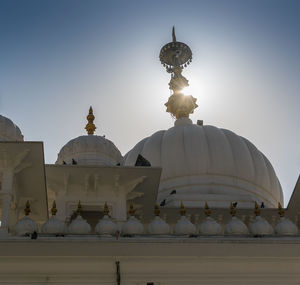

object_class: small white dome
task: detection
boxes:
[124,118,283,208]
[41,216,65,234]
[0,115,23,141]
[199,217,222,235]
[13,216,38,236]
[68,215,91,234]
[122,216,144,235]
[148,216,170,235]
[56,135,122,166]
[275,217,298,235]
[95,215,117,236]
[250,216,274,236]
[224,216,249,235]
[174,216,196,235]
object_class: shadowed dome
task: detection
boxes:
[124,117,283,208]
[56,107,122,166]
[0,115,24,141]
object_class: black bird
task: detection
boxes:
[170,190,177,195]
[62,161,66,165]
[135,154,151,167]
[160,199,166,206]
[31,231,38,240]
[72,159,77,165]
[261,202,265,208]
[232,202,238,208]
[116,163,121,166]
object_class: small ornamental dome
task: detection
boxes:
[13,201,38,236]
[56,107,122,166]
[122,204,144,235]
[68,202,91,234]
[275,203,298,235]
[148,204,170,234]
[41,201,65,234]
[124,117,283,208]
[250,202,273,236]
[224,203,249,235]
[95,203,117,236]
[174,203,196,235]
[0,115,23,141]
[225,217,249,235]
[199,203,222,235]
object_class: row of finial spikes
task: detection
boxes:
[23,200,285,218]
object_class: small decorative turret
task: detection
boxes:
[42,201,65,234]
[85,106,96,135]
[122,203,144,235]
[275,202,298,235]
[204,202,211,217]
[24,200,31,216]
[148,203,170,235]
[250,201,273,236]
[160,27,198,119]
[51,200,58,216]
[95,202,117,236]
[68,201,91,234]
[199,202,222,235]
[174,202,196,235]
[225,202,249,235]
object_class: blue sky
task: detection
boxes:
[0,0,300,204]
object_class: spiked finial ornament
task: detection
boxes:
[24,200,31,216]
[154,203,160,216]
[160,27,198,119]
[179,201,186,216]
[204,202,211,217]
[278,202,284,217]
[103,202,109,216]
[51,201,57,215]
[85,106,96,135]
[77,201,82,215]
[254,201,260,216]
[129,203,135,216]
[230,202,236,217]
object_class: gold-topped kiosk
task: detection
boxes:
[160,27,198,119]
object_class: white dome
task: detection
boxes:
[124,117,283,208]
[122,216,144,235]
[56,135,123,166]
[68,215,91,234]
[148,216,170,235]
[13,216,38,236]
[224,216,249,235]
[174,215,196,235]
[199,217,222,235]
[0,115,23,141]
[41,216,65,235]
[95,215,117,236]
[275,217,298,235]
[250,216,274,236]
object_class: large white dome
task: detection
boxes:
[0,115,23,141]
[56,135,123,166]
[124,117,283,208]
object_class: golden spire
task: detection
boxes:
[230,202,236,217]
[254,201,260,216]
[24,200,31,216]
[128,203,135,216]
[77,200,82,215]
[159,28,198,119]
[154,203,160,216]
[51,200,57,215]
[204,202,211,217]
[179,201,186,216]
[278,202,284,217]
[85,106,96,135]
[103,202,109,216]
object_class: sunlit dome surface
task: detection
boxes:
[124,117,283,208]
[0,115,24,142]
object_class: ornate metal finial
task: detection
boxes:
[103,202,109,216]
[85,106,96,135]
[159,27,198,119]
[154,203,160,216]
[254,201,260,216]
[180,201,186,216]
[77,200,82,215]
[51,200,57,216]
[230,202,237,217]
[24,200,31,216]
[278,202,284,217]
[204,202,211,217]
[129,203,135,216]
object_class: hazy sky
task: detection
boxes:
[0,0,299,205]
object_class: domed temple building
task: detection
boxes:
[0,29,300,285]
